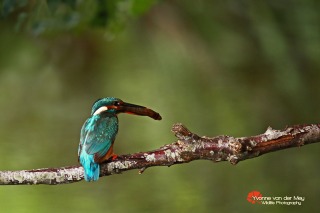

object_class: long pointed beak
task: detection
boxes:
[117,102,162,120]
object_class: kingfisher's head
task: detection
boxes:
[90,97,162,120]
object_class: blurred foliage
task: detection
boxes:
[0,0,320,213]
[0,0,158,35]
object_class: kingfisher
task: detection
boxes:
[78,97,162,182]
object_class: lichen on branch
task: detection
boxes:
[1,123,319,185]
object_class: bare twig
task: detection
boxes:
[1,123,319,185]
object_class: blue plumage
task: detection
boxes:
[78,97,162,182]
[79,151,100,181]
[78,98,119,181]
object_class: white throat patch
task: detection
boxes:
[93,106,109,115]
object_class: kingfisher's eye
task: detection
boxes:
[114,101,121,106]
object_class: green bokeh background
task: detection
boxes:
[0,0,319,212]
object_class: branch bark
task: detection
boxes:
[1,123,319,185]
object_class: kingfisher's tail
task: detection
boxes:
[79,153,100,181]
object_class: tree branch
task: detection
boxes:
[1,123,320,185]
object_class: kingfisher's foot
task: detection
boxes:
[110,153,118,160]
[99,153,119,163]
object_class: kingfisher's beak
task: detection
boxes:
[116,102,162,120]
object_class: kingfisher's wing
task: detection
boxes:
[79,115,118,160]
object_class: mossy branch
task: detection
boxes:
[1,123,319,185]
